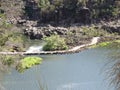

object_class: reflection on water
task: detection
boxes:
[0,47,118,90]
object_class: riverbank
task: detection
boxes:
[0,37,100,55]
[0,35,120,55]
[0,6,120,53]
[0,21,120,53]
[1,0,120,52]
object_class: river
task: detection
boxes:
[0,47,117,90]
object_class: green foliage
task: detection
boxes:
[52,0,63,7]
[91,40,120,48]
[38,0,119,22]
[64,30,86,46]
[0,12,26,52]
[0,55,14,66]
[107,41,120,49]
[0,35,8,46]
[77,0,86,7]
[0,55,21,72]
[96,42,111,47]
[16,56,42,73]
[81,26,112,37]
[0,23,27,51]
[88,0,120,19]
[0,13,12,28]
[0,13,5,18]
[0,10,29,52]
[43,35,68,51]
[38,0,50,8]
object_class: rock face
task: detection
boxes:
[102,25,120,34]
[24,25,68,39]
[102,20,120,34]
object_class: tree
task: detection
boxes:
[43,35,68,51]
[38,0,50,8]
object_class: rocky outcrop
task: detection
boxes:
[24,25,68,39]
[0,0,24,24]
[101,20,120,34]
[102,25,120,34]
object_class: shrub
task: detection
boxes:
[81,26,112,37]
[38,0,50,8]
[43,35,68,51]
[1,55,14,66]
[0,24,27,51]
[16,56,42,73]
[91,40,120,48]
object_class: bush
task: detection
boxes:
[1,55,14,66]
[43,35,68,51]
[81,26,112,37]
[38,0,50,8]
[16,56,42,73]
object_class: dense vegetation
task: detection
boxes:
[0,55,43,73]
[37,0,120,23]
[16,56,42,73]
[43,35,68,51]
[0,13,26,51]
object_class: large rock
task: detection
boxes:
[24,25,68,39]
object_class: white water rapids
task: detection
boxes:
[25,46,43,53]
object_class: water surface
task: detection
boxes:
[0,48,116,90]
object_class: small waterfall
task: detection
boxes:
[26,46,43,53]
